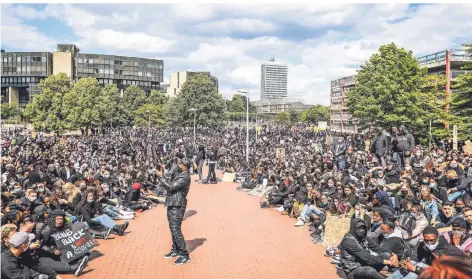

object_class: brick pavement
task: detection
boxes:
[64,173,337,279]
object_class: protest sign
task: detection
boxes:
[51,224,97,262]
[276,148,285,159]
[322,214,351,248]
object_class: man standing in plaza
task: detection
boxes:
[157,152,192,265]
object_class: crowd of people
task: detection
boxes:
[1,124,471,279]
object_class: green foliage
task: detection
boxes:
[165,74,225,127]
[1,103,19,119]
[134,103,165,127]
[300,104,330,124]
[99,84,122,127]
[289,109,299,123]
[62,78,103,130]
[274,111,291,124]
[451,70,472,141]
[227,94,257,113]
[120,86,147,125]
[346,43,450,143]
[147,90,168,105]
[22,73,72,133]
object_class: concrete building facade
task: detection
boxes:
[1,44,163,116]
[261,61,288,100]
[253,98,311,114]
[166,71,218,97]
[329,48,472,134]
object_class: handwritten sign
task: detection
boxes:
[51,224,97,262]
[276,148,286,159]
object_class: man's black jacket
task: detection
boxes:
[159,172,190,207]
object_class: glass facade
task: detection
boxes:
[76,53,163,91]
[1,52,50,76]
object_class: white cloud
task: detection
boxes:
[2,3,471,106]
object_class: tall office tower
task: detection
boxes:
[260,58,288,100]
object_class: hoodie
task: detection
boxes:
[368,228,406,258]
[340,218,385,274]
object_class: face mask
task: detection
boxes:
[410,213,417,219]
[87,199,94,203]
[12,188,21,194]
[355,228,367,238]
[429,183,437,188]
[103,175,110,179]
[382,232,391,238]
[451,164,457,168]
[28,197,37,202]
[425,241,439,251]
[401,190,408,195]
[37,188,44,193]
[355,210,360,217]
[103,187,109,193]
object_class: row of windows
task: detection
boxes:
[96,78,158,88]
[77,58,162,69]
[77,63,161,73]
[2,66,47,75]
[78,67,159,77]
[1,76,43,84]
[2,56,47,63]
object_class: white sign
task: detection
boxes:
[318,121,328,129]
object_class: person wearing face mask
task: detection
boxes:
[368,219,406,260]
[19,190,44,214]
[399,226,466,277]
[156,152,191,265]
[439,217,472,256]
[122,182,150,212]
[1,231,59,279]
[58,162,75,183]
[410,149,425,176]
[339,218,399,279]
[444,170,468,203]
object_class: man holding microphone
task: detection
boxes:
[156,152,191,265]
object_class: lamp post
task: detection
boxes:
[237,89,249,163]
[189,108,197,147]
[145,110,150,134]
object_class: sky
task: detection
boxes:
[1,3,472,105]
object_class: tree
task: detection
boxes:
[1,103,19,119]
[22,73,72,132]
[62,78,102,131]
[134,103,165,128]
[274,111,291,124]
[451,43,472,140]
[147,90,168,105]
[346,43,446,134]
[165,74,225,127]
[289,109,299,123]
[228,94,246,112]
[98,84,121,127]
[120,85,147,125]
[300,104,330,124]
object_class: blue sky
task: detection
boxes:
[2,3,471,105]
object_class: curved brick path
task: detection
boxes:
[64,174,336,279]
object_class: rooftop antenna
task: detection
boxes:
[269,57,275,62]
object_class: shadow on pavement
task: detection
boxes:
[89,250,104,260]
[183,210,198,220]
[186,238,207,254]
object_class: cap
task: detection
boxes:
[9,232,35,248]
[450,217,466,229]
[50,209,66,218]
[132,182,141,190]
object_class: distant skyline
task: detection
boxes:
[2,3,471,105]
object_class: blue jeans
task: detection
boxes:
[448,190,465,202]
[387,262,428,279]
[337,160,346,170]
[103,205,120,219]
[300,204,323,222]
[92,214,116,229]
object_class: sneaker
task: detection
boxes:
[173,256,191,265]
[275,205,285,212]
[294,219,305,227]
[164,251,179,259]
[74,255,89,276]
[331,259,341,265]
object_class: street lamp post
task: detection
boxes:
[237,89,249,163]
[189,108,197,147]
[146,110,150,134]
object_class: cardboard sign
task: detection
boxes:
[463,140,472,154]
[276,148,285,159]
[222,172,236,182]
[60,138,67,145]
[51,224,97,263]
[322,214,351,248]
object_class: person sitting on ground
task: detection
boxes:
[439,217,472,258]
[339,218,399,279]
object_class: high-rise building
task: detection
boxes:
[1,44,164,121]
[166,71,218,97]
[260,60,288,100]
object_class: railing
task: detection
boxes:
[417,49,471,66]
